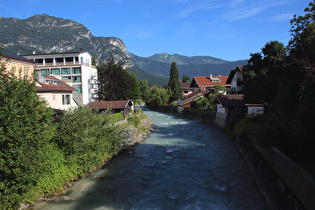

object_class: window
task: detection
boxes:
[41,69,49,75]
[61,76,71,82]
[53,95,56,101]
[73,67,81,74]
[72,76,81,82]
[61,68,69,74]
[52,68,60,75]
[55,57,63,63]
[81,57,83,62]
[45,58,53,63]
[62,95,70,105]
[75,57,79,62]
[65,57,73,62]
[74,85,82,93]
[35,59,43,64]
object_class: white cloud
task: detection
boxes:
[269,13,294,21]
[174,3,222,18]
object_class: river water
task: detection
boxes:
[33,107,267,210]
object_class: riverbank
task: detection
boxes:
[153,105,315,210]
[25,114,154,209]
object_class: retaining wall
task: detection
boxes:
[156,105,315,210]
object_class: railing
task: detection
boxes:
[35,61,94,68]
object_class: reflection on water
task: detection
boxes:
[32,106,267,210]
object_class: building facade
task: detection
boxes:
[36,75,78,110]
[23,51,98,105]
[1,49,35,78]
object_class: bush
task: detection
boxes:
[55,107,122,175]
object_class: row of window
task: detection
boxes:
[31,57,79,64]
[40,67,81,76]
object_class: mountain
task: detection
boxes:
[0,14,168,86]
[0,14,247,86]
[130,53,248,80]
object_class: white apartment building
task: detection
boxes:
[23,51,98,105]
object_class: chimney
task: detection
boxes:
[210,74,212,81]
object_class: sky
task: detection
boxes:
[0,0,311,61]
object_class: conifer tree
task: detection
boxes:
[168,62,183,101]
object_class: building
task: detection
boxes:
[226,66,243,94]
[23,51,98,105]
[181,81,194,97]
[0,49,35,78]
[88,100,134,116]
[178,90,211,107]
[36,75,78,110]
[214,94,245,115]
[190,74,230,91]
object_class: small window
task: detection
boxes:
[35,59,43,64]
[45,58,53,63]
[62,95,70,105]
[72,76,81,82]
[55,57,63,63]
[53,95,56,101]
[41,69,49,75]
[73,67,81,74]
[61,68,69,74]
[52,68,60,75]
[65,57,73,62]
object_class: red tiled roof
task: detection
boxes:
[215,94,244,107]
[193,75,229,87]
[36,75,77,92]
[88,100,129,110]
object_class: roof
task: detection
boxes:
[22,50,91,57]
[36,75,77,92]
[214,94,245,107]
[181,81,193,90]
[226,66,243,84]
[1,49,34,64]
[191,75,229,88]
[178,90,211,106]
[88,100,130,110]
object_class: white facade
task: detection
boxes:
[230,71,243,94]
[24,51,98,105]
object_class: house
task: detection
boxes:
[36,75,78,110]
[226,66,243,94]
[181,81,194,97]
[178,90,211,107]
[88,100,134,116]
[190,74,230,91]
[23,51,98,105]
[214,94,245,115]
[0,49,35,78]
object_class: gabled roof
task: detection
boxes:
[214,94,245,107]
[178,90,211,106]
[226,66,243,84]
[191,75,229,88]
[88,100,130,110]
[36,75,77,92]
[181,81,193,90]
[1,49,34,64]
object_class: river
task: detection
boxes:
[32,107,267,210]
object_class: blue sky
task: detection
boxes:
[0,0,311,61]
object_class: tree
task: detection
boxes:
[146,86,170,109]
[182,74,190,83]
[242,41,287,104]
[288,1,315,61]
[139,79,151,103]
[168,62,183,101]
[0,66,58,208]
[97,56,140,101]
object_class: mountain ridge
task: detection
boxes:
[0,14,248,86]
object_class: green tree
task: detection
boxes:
[0,66,59,208]
[182,74,190,83]
[288,1,315,61]
[147,86,170,109]
[242,41,287,104]
[97,56,140,101]
[139,79,151,103]
[168,62,183,101]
